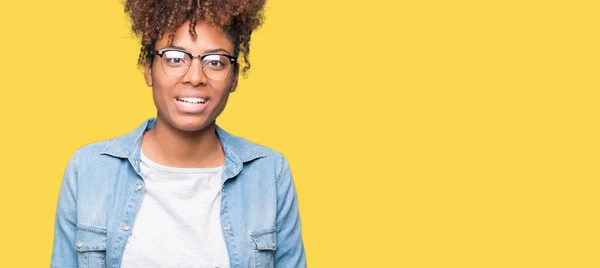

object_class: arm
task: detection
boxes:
[50,150,80,267]
[275,154,307,268]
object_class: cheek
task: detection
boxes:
[215,83,235,102]
[151,82,180,112]
[152,71,179,96]
[215,89,233,110]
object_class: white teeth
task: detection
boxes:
[177,97,206,104]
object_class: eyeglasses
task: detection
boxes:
[154,49,237,80]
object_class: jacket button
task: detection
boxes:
[272,243,276,249]
[76,242,83,248]
[224,225,230,231]
[136,184,143,190]
[123,225,130,231]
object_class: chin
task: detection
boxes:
[172,116,214,132]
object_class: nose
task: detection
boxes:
[182,58,207,86]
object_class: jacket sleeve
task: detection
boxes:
[274,154,307,268]
[51,150,80,267]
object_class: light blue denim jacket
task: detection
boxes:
[51,118,306,268]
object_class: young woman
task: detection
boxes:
[51,0,306,267]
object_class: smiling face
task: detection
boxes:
[145,20,238,133]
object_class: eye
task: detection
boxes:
[203,55,227,69]
[163,51,187,65]
[168,58,184,64]
[207,60,223,67]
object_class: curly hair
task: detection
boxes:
[124,0,266,76]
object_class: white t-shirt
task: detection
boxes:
[121,150,230,268]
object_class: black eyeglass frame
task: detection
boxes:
[153,49,237,79]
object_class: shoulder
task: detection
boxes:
[256,141,289,170]
[71,137,123,162]
[64,139,111,167]
[217,126,286,161]
[254,142,290,177]
[230,135,291,180]
[60,138,121,188]
[68,130,134,171]
[216,126,290,177]
[74,139,114,157]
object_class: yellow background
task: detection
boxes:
[0,0,599,267]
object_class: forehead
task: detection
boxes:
[155,20,234,55]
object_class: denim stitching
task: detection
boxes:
[76,224,107,235]
[275,152,286,186]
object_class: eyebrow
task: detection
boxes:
[159,45,234,56]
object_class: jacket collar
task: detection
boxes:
[100,118,266,178]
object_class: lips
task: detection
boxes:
[174,95,210,113]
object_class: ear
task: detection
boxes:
[144,62,153,87]
[230,69,239,93]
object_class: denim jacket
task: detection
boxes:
[51,118,306,268]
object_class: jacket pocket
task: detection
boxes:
[251,227,277,268]
[75,225,107,268]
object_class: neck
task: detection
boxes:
[141,117,225,168]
